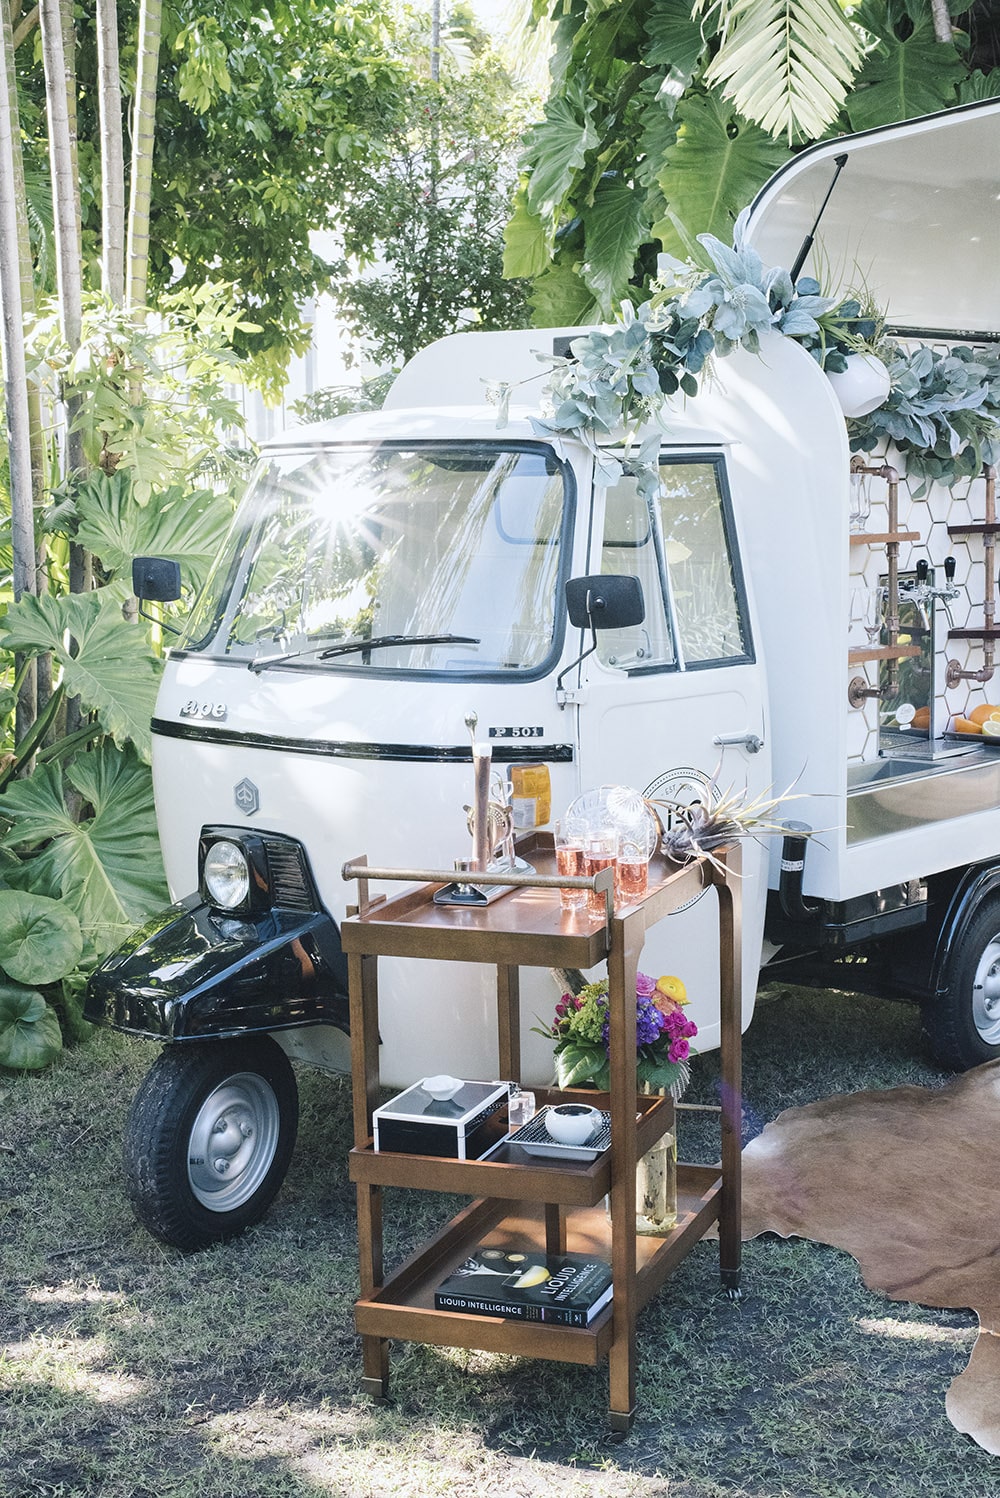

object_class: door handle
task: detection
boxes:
[713,731,764,754]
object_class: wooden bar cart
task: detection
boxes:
[340,835,743,1433]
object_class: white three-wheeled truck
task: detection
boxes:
[87,100,1000,1249]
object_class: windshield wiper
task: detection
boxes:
[248,634,345,673]
[249,632,481,672]
[319,633,480,659]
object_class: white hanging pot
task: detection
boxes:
[826,352,892,418]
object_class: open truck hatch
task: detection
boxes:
[744,99,1000,342]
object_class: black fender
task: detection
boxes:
[84,893,350,1041]
[929,861,1000,1000]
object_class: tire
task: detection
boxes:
[923,896,1000,1071]
[123,1036,298,1251]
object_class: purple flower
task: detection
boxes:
[636,994,666,1046]
[636,971,657,999]
[668,1037,690,1063]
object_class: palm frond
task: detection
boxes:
[704,0,866,145]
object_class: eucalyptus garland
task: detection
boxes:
[518,208,1000,496]
[848,344,1000,494]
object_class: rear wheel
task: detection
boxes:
[923,896,1000,1071]
[124,1037,298,1251]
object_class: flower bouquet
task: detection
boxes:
[537,972,697,1097]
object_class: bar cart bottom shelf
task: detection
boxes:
[355,1163,726,1425]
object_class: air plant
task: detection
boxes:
[648,776,810,875]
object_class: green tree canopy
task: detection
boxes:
[331,43,533,369]
[11,0,414,384]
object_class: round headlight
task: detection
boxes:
[203,839,251,909]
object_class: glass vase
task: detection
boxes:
[635,1129,677,1236]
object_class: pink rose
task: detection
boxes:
[635,971,656,998]
[668,1038,690,1063]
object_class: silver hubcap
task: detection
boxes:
[972,936,1000,1046]
[186,1072,281,1212]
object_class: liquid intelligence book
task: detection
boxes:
[434,1247,613,1327]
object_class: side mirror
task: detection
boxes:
[565,574,645,631]
[132,556,182,603]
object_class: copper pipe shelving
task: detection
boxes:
[946,465,999,689]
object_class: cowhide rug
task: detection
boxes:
[741,1059,1000,1454]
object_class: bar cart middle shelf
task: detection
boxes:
[340,834,743,1433]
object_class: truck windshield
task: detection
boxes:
[181,441,572,678]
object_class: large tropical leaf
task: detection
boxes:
[643,0,708,79]
[581,176,649,314]
[957,69,1000,104]
[704,0,865,143]
[0,591,161,759]
[0,985,62,1071]
[0,743,168,961]
[74,471,234,594]
[522,77,600,218]
[0,890,83,985]
[653,92,789,257]
[529,262,604,328]
[637,88,681,189]
[845,9,965,133]
[503,190,556,280]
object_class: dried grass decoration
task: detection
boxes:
[648,775,812,876]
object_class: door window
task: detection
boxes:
[597,456,750,672]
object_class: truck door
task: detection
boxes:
[576,452,771,1048]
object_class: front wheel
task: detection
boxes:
[923,896,1000,1071]
[124,1037,298,1251]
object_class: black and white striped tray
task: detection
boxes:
[507,1107,611,1161]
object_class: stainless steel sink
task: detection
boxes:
[847,757,934,790]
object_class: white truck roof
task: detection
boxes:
[744,99,1000,340]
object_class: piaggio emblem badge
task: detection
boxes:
[234,778,260,817]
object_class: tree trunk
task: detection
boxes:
[0,0,38,738]
[126,0,162,311]
[97,0,125,302]
[929,0,954,42]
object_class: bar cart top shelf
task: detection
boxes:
[340,830,718,968]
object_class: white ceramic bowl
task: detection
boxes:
[544,1103,601,1146]
[420,1074,463,1102]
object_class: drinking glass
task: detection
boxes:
[554,818,587,911]
[507,1085,536,1132]
[864,584,885,648]
[849,470,871,533]
[583,830,617,916]
[614,810,658,906]
[615,832,652,905]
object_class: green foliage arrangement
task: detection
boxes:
[848,344,1000,493]
[523,211,1000,498]
[527,210,840,496]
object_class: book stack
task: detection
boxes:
[434,1246,613,1327]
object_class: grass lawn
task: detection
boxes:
[2,984,997,1498]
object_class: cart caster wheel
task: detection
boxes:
[720,1268,742,1301]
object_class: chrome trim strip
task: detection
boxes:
[151,718,574,764]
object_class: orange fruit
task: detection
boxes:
[911,706,931,730]
[969,704,1000,724]
[953,716,982,734]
